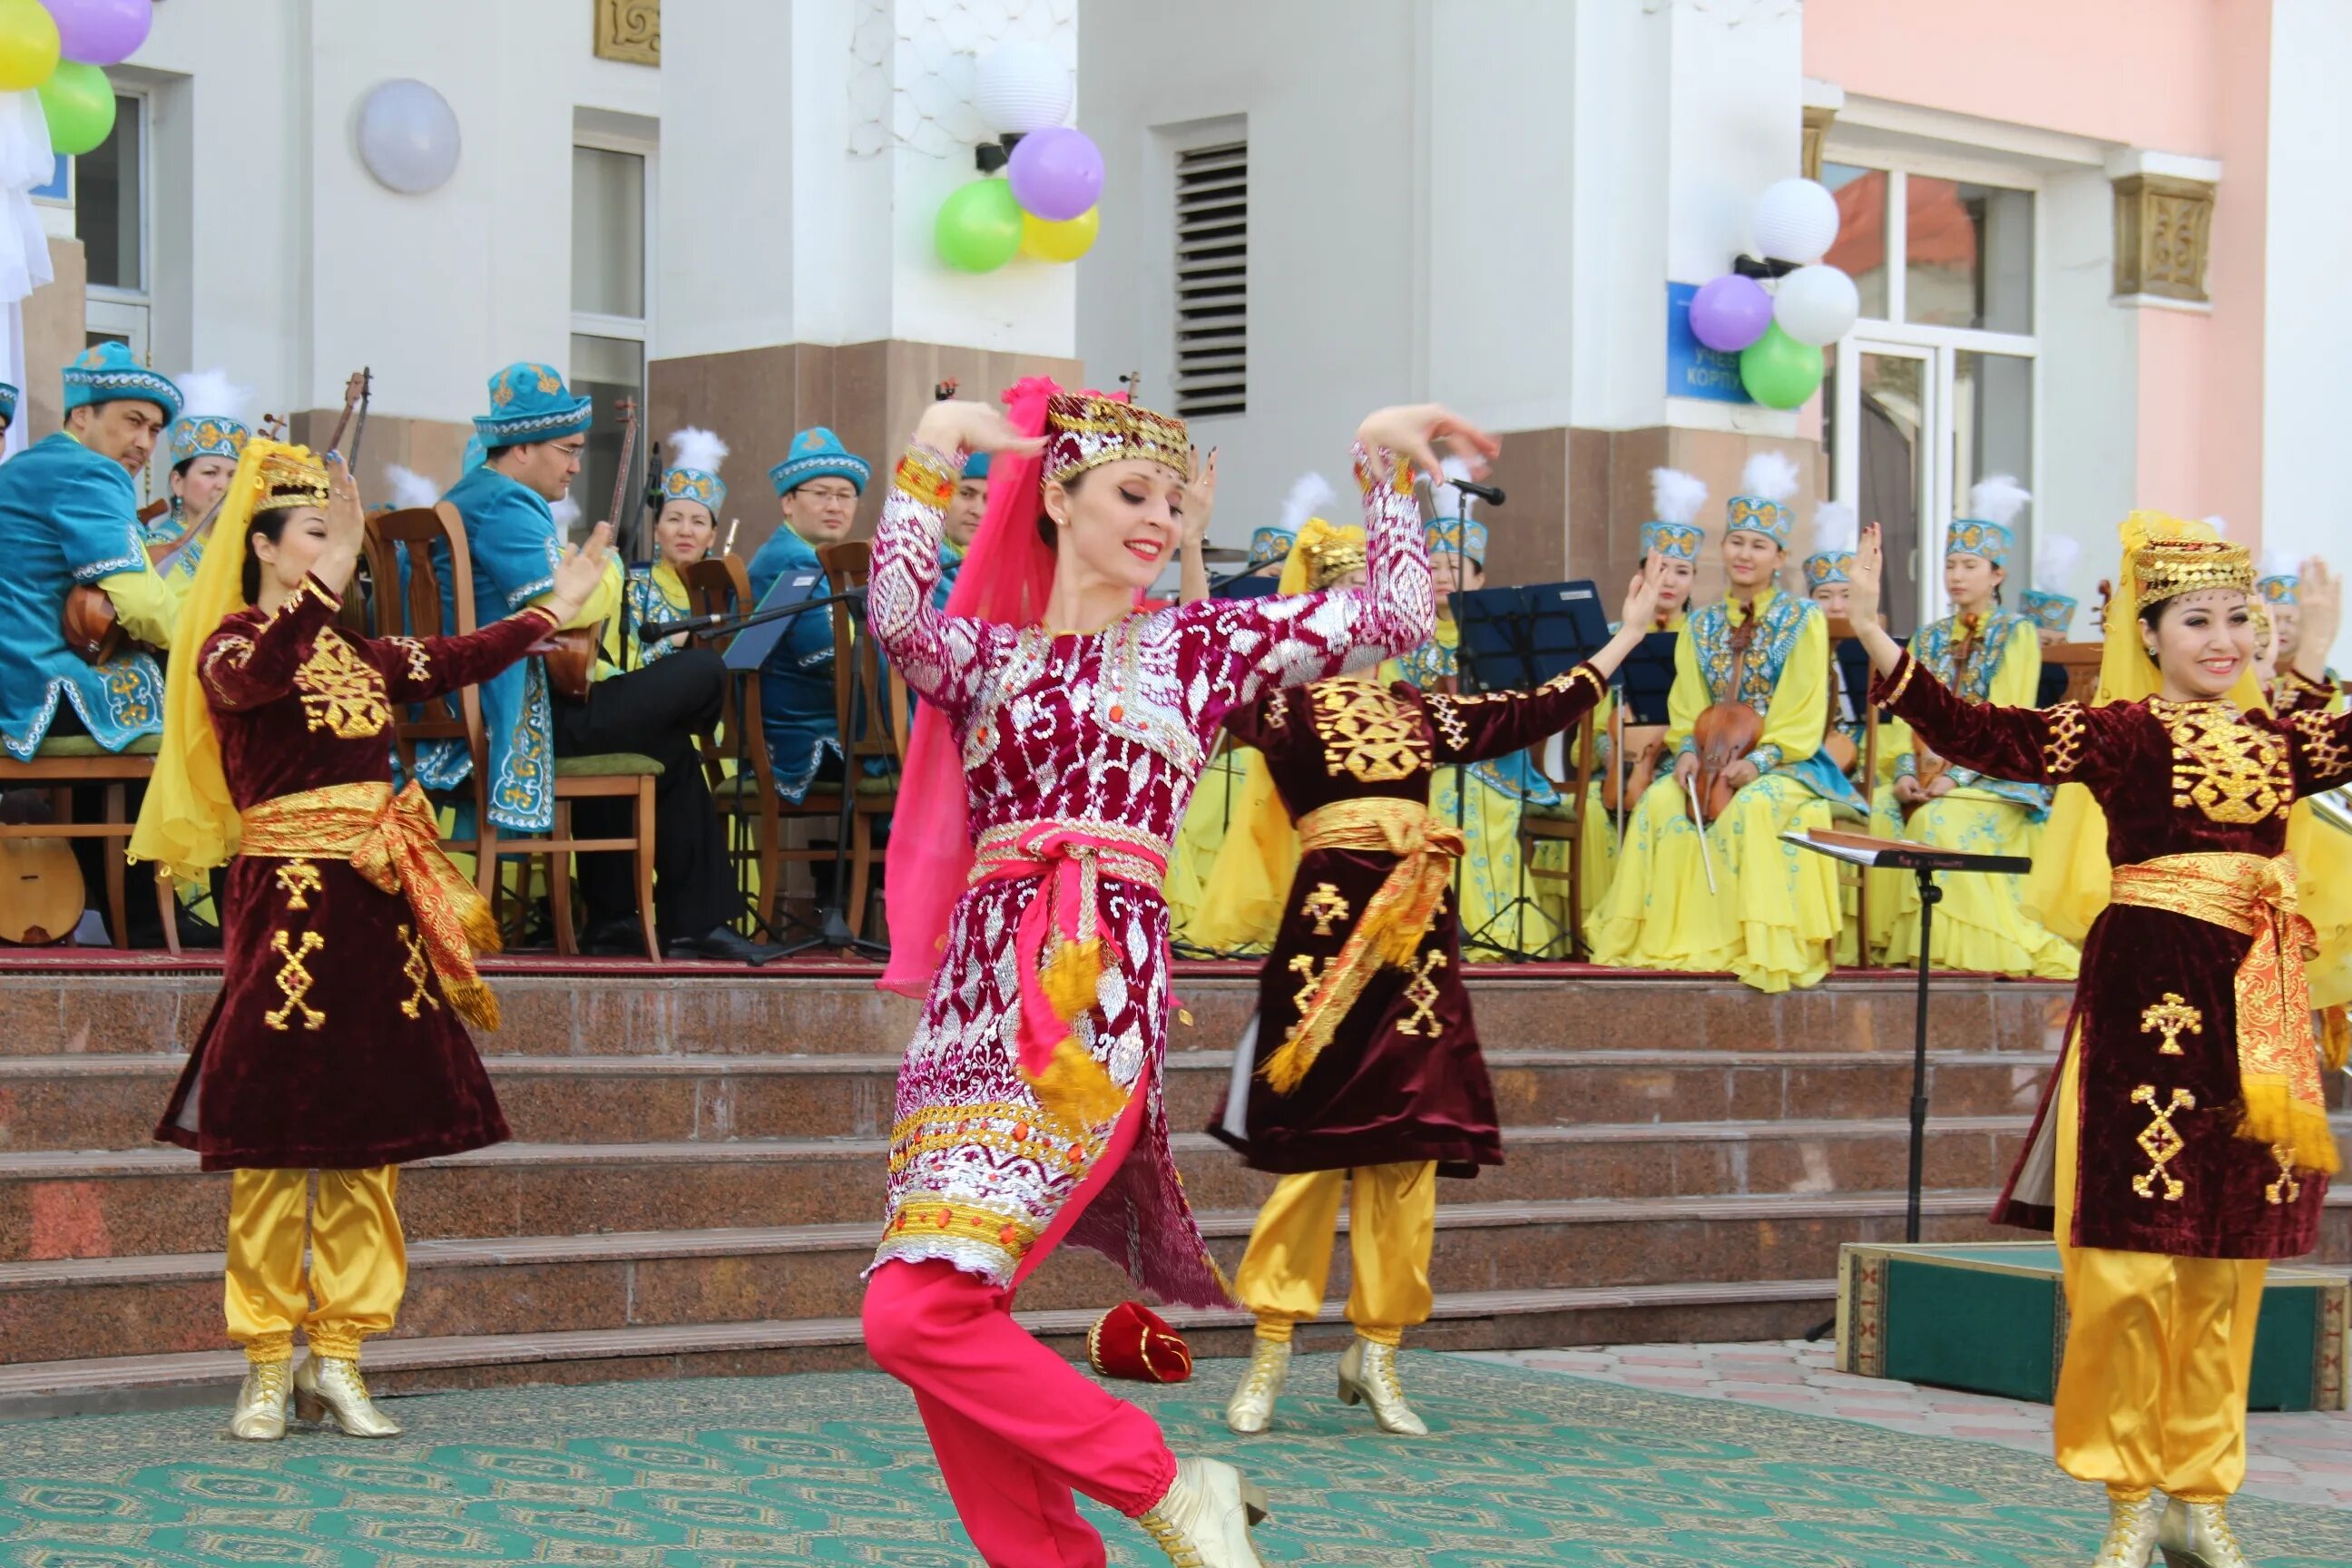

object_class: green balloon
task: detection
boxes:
[936,179,1024,273]
[40,60,115,158]
[1739,322,1826,410]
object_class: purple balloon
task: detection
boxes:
[50,0,152,66]
[1006,127,1103,223]
[1688,274,1773,354]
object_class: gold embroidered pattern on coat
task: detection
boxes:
[202,633,256,687]
[2286,707,2348,779]
[1396,950,1446,1037]
[2267,1144,2303,1206]
[273,860,322,911]
[2130,1084,2194,1200]
[1288,954,1334,1014]
[387,636,432,684]
[397,923,440,1020]
[266,930,325,1032]
[2153,700,2290,824]
[2043,702,2085,778]
[1309,680,1429,782]
[1301,883,1350,936]
[2138,993,2201,1056]
[1424,694,1471,752]
[294,631,391,740]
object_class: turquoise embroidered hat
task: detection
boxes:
[1249,525,1296,568]
[962,450,992,481]
[0,381,16,426]
[1644,468,1707,564]
[769,426,870,496]
[2021,589,2078,632]
[1724,450,1799,547]
[1426,514,1488,565]
[2257,549,2299,606]
[62,342,181,422]
[165,369,254,467]
[1948,475,2030,567]
[659,426,730,514]
[475,361,593,449]
[1802,500,1859,589]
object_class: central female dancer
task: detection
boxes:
[1845,514,2346,1568]
[859,384,1485,1566]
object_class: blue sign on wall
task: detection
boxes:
[1666,280,1752,405]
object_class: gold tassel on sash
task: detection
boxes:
[1260,797,1464,1093]
[240,780,505,1030]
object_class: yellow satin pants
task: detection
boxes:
[2053,1047,2266,1502]
[1234,1161,1436,1347]
[225,1167,407,1365]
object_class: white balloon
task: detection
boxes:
[1752,176,1841,265]
[1772,264,1861,347]
[357,79,462,196]
[974,42,1073,134]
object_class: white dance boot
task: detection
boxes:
[2157,1497,2253,1568]
[1135,1455,1271,1567]
[1336,1335,1426,1436]
[294,1354,403,1437]
[227,1360,292,1441]
[1224,1338,1290,1435]
[2090,1491,2161,1568]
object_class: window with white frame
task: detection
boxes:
[571,139,652,539]
[1818,159,2037,638]
[78,90,149,359]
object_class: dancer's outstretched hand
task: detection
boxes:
[1356,405,1500,479]
[914,399,1046,460]
[2295,557,2339,679]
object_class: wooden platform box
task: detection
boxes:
[1837,1240,2347,1412]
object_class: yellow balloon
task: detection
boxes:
[1021,207,1100,264]
[0,0,60,93]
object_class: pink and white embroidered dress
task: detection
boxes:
[867,442,1433,1306]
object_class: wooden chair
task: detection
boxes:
[2050,641,2103,704]
[816,540,906,940]
[1518,712,1590,959]
[367,504,661,960]
[680,554,789,936]
[0,736,177,952]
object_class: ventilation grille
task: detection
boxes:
[1173,141,1247,419]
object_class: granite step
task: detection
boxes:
[0,1048,2063,1152]
[0,1277,1842,1419]
[0,1118,2053,1262]
[0,1191,2011,1364]
[0,972,2071,1062]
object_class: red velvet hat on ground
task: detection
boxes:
[1087,1301,1193,1384]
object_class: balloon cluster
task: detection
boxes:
[936,42,1102,274]
[0,0,150,157]
[1688,177,1860,411]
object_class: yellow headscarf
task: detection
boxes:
[1188,518,1386,952]
[130,439,332,891]
[2023,511,2264,940]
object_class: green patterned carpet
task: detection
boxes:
[2,1355,2346,1566]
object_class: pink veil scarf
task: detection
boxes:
[879,376,1067,997]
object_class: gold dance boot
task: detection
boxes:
[2091,1492,2161,1568]
[1224,1338,1291,1436]
[293,1354,403,1438]
[1135,1456,1271,1567]
[2157,1498,2253,1568]
[1336,1335,1427,1436]
[227,1359,292,1441]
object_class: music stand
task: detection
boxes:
[1210,573,1283,601]
[1448,582,1610,959]
[1781,829,2031,1246]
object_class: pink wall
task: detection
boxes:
[1806,0,2269,542]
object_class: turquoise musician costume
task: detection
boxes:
[749,426,870,802]
[1854,513,2348,1568]
[0,378,16,436]
[608,426,729,673]
[130,440,605,1443]
[151,368,255,591]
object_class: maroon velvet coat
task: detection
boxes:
[155,574,555,1171]
[1210,664,1608,1175]
[1877,654,2352,1259]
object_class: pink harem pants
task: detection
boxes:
[862,1094,1178,1566]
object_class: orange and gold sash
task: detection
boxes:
[239,780,503,1030]
[1259,797,1464,1094]
[2109,851,2336,1174]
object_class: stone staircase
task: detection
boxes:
[0,966,2339,1417]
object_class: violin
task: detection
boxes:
[2092,577,2113,635]
[1690,620,1761,822]
[544,395,636,701]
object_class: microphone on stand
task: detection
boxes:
[1450,476,1505,507]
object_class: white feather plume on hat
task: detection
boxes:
[382,464,441,512]
[1428,454,1484,521]
[551,496,583,532]
[2201,514,2229,537]
[665,426,730,477]
[1279,471,1337,536]
[1738,450,1799,505]
[2260,545,2299,580]
[1650,468,1707,525]
[1809,500,1858,554]
[1967,475,2032,527]
[169,368,254,427]
[2034,532,2081,582]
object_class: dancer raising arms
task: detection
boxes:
[858,383,1488,1567]
[1846,514,2347,1568]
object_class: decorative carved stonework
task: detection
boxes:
[2112,172,2214,303]
[1801,103,1837,182]
[595,0,660,66]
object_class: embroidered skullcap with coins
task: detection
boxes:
[1042,391,1190,486]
